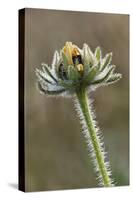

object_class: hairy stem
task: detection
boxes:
[76,88,113,186]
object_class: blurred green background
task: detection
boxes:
[24,8,129,191]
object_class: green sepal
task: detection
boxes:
[59,79,79,89]
[36,68,53,85]
[95,46,101,61]
[83,63,92,77]
[100,53,112,71]
[67,65,81,81]
[37,82,66,95]
[85,66,99,83]
[55,59,62,78]
[83,44,94,66]
[92,65,115,84]
[106,73,122,84]
[84,61,101,84]
[42,64,58,83]
[62,51,69,67]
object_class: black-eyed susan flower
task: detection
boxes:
[35,42,122,187]
[36,42,121,96]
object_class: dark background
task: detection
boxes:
[24,8,129,191]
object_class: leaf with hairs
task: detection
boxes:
[67,65,80,81]
[100,53,112,71]
[95,46,101,61]
[37,82,65,95]
[92,65,116,84]
[42,64,58,83]
[106,73,122,84]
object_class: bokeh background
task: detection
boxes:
[24,8,129,192]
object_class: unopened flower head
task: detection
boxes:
[35,42,122,186]
[36,42,122,96]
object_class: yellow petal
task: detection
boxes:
[62,42,72,64]
[77,64,84,72]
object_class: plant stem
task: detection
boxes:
[76,88,112,186]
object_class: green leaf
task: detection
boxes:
[95,46,101,61]
[100,52,112,71]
